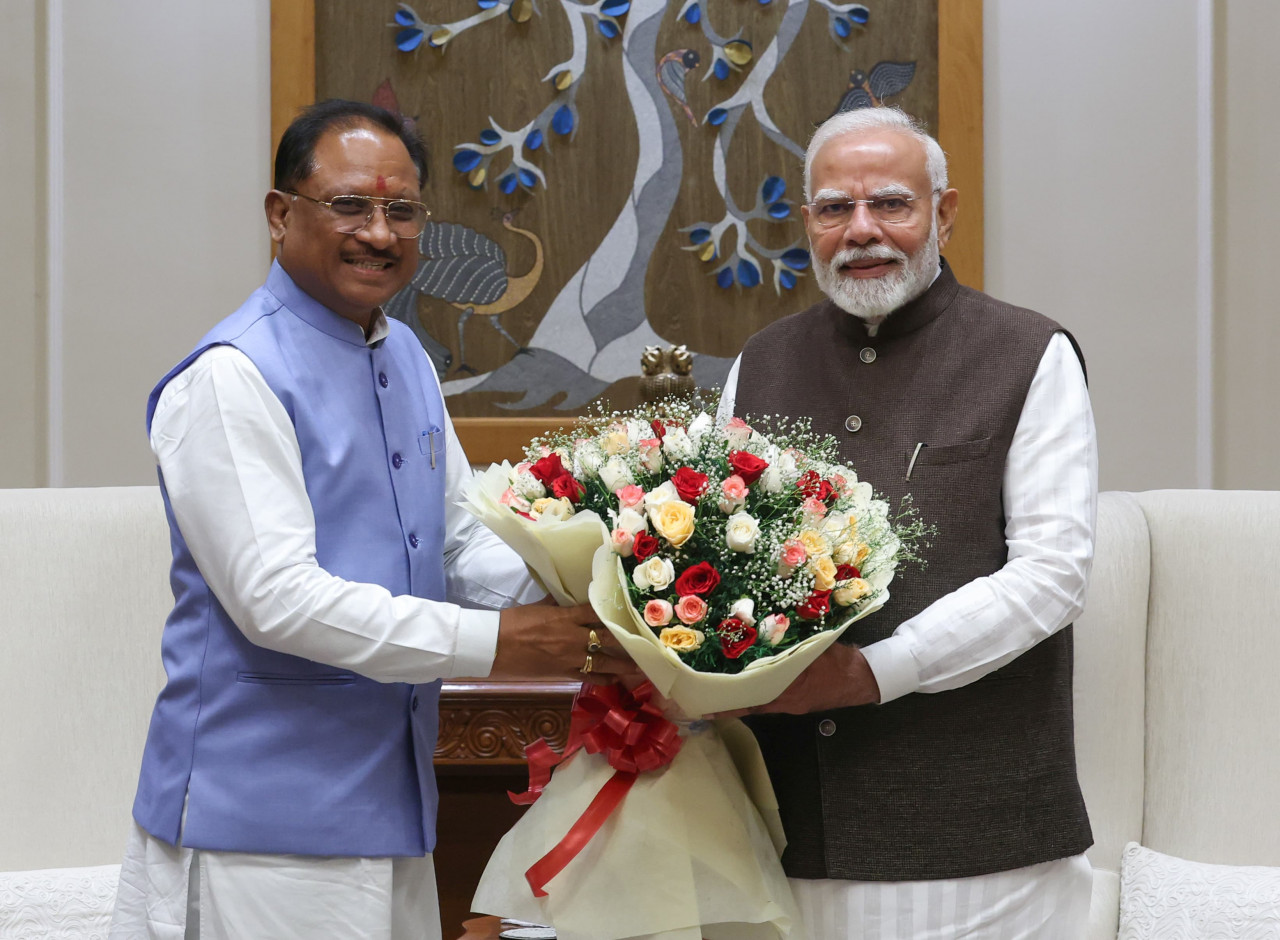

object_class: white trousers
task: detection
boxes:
[789,854,1093,940]
[109,823,441,940]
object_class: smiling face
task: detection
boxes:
[265,123,421,328]
[803,128,957,322]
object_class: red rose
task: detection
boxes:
[797,470,837,505]
[551,473,584,503]
[795,590,832,621]
[530,453,568,485]
[717,618,758,659]
[650,418,667,441]
[671,466,710,503]
[632,532,659,561]
[727,450,769,485]
[835,564,861,581]
[675,561,720,596]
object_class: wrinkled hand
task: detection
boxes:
[491,597,640,684]
[717,643,881,718]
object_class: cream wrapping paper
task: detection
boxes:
[460,463,892,939]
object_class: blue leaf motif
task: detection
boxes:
[782,248,811,270]
[737,260,761,288]
[479,129,501,145]
[689,228,711,244]
[394,9,416,26]
[851,7,869,24]
[452,149,483,172]
[833,17,851,39]
[716,268,735,289]
[768,202,791,219]
[761,176,786,203]
[552,106,575,135]
[780,270,797,290]
[517,168,537,187]
[597,18,619,38]
[525,128,544,151]
[685,4,701,24]
[602,0,630,15]
[713,59,729,80]
[396,28,425,51]
[499,174,519,194]
[707,108,728,126]
[478,0,499,7]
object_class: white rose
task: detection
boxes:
[633,556,675,592]
[625,419,649,443]
[687,412,713,443]
[725,511,761,553]
[643,480,678,513]
[599,456,634,493]
[513,469,546,500]
[532,496,575,522]
[616,507,649,535]
[661,427,696,462]
[760,613,790,646]
[573,441,604,478]
[759,465,783,494]
[727,598,756,627]
[776,449,798,474]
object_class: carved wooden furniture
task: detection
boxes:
[433,679,579,937]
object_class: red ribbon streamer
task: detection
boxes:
[507,680,683,897]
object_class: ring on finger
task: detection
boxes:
[586,629,603,654]
[580,653,594,675]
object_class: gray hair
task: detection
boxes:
[803,107,948,202]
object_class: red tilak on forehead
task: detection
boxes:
[375,175,387,192]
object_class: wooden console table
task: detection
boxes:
[433,679,580,937]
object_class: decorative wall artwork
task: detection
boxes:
[309,0,955,417]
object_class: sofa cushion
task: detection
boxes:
[0,864,119,939]
[1118,842,1280,939]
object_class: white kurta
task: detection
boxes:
[111,314,542,940]
[718,331,1099,938]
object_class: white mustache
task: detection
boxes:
[830,245,908,267]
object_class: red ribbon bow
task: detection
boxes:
[508,680,682,897]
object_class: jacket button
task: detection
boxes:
[844,415,862,433]
[859,347,876,364]
[408,533,419,548]
[392,452,404,469]
[818,718,837,737]
[378,372,389,388]
[411,695,419,712]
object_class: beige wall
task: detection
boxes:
[2,0,1277,492]
[1215,1,1280,489]
[0,1,43,486]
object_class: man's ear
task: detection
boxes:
[265,190,290,245]
[935,188,959,250]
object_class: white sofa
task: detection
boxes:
[2,486,1278,936]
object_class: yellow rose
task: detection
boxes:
[798,529,831,559]
[659,625,706,651]
[855,542,871,566]
[531,496,575,521]
[651,499,697,547]
[833,578,872,607]
[832,541,856,565]
[602,430,631,455]
[810,555,838,592]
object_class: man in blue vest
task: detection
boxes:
[109,99,627,939]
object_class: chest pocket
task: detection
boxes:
[905,437,992,479]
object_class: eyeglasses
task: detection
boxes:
[806,193,936,228]
[287,191,431,239]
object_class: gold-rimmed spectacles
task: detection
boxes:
[287,191,431,239]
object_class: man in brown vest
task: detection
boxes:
[721,108,1098,937]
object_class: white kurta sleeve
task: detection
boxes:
[860,332,1099,702]
[150,345,530,684]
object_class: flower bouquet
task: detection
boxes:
[461,399,924,940]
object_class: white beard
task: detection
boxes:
[812,223,940,327]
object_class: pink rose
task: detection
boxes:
[611,528,636,557]
[644,599,674,627]
[777,538,808,576]
[616,484,645,509]
[674,595,708,625]
[719,475,749,514]
[760,613,790,646]
[802,496,827,522]
[724,417,752,447]
[499,488,531,512]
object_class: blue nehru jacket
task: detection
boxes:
[132,261,449,857]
